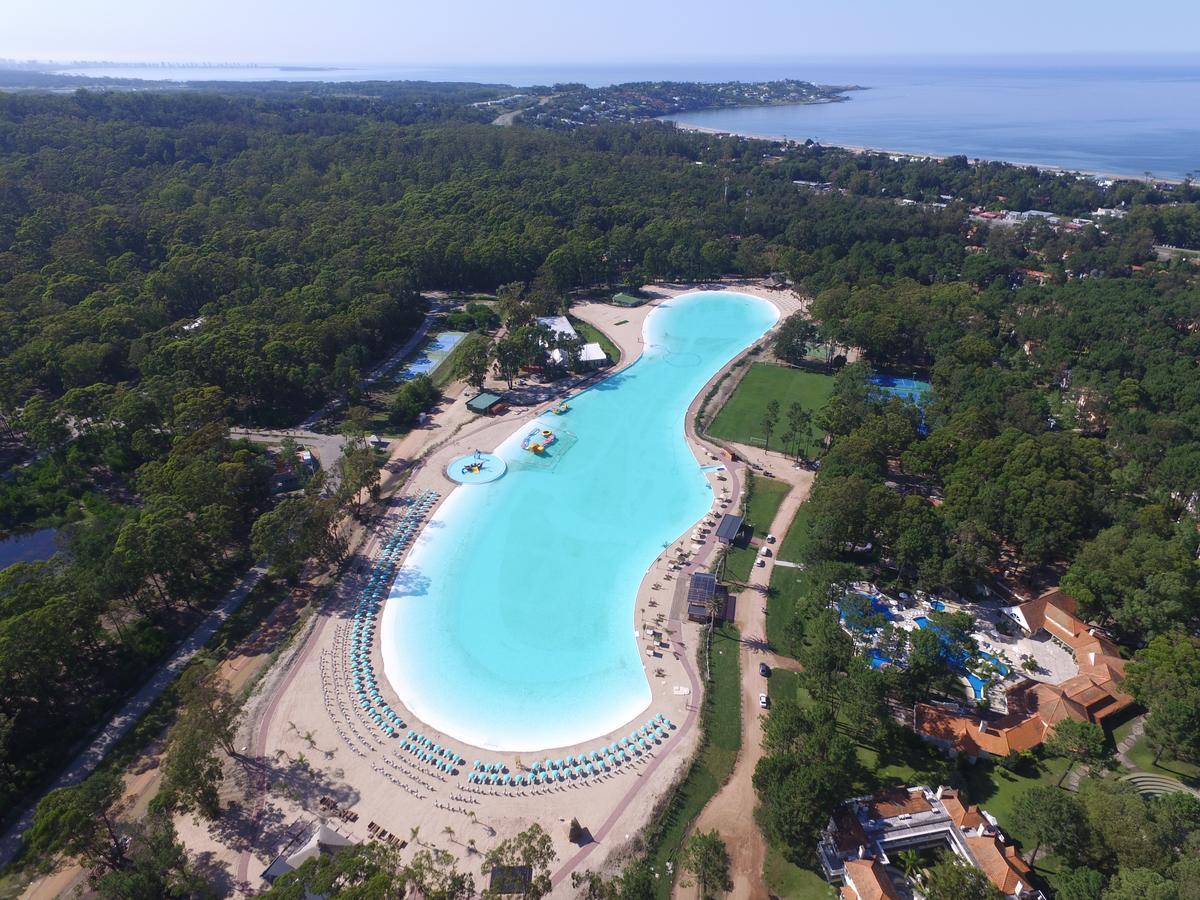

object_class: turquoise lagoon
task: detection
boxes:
[381,291,778,750]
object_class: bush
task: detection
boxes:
[388,375,440,430]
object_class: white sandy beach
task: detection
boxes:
[180,279,801,896]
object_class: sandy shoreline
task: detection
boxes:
[380,286,783,752]
[182,280,800,896]
[666,119,1182,185]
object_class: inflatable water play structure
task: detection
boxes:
[446,450,507,485]
[522,428,557,455]
[550,402,570,415]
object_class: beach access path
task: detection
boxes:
[676,444,812,900]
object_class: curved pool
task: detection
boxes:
[381,291,778,751]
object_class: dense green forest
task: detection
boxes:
[2,83,1199,894]
[759,170,1200,900]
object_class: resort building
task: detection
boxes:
[818,785,1044,900]
[915,588,1133,758]
[548,341,607,370]
[610,291,645,307]
[714,513,744,546]
[466,391,509,416]
[578,341,608,368]
[686,571,731,624]
[535,315,579,342]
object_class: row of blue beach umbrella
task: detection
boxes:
[347,490,440,741]
[465,714,675,787]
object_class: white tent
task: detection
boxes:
[263,824,354,883]
[579,342,607,365]
[536,315,579,341]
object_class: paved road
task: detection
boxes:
[0,564,267,870]
[230,428,349,489]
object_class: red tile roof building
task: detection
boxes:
[819,785,1043,900]
[915,589,1133,758]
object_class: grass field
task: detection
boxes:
[1116,722,1200,786]
[766,554,816,652]
[570,316,622,365]
[644,623,743,897]
[708,363,834,454]
[724,475,792,583]
[432,330,490,390]
[776,499,816,565]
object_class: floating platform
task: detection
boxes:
[446,452,506,485]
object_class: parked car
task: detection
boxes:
[759,662,771,677]
[759,692,770,708]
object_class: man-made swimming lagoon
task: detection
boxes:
[381,291,778,751]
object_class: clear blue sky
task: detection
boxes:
[4,0,1198,64]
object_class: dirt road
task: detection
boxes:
[677,446,813,900]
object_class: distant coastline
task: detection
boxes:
[666,118,1184,185]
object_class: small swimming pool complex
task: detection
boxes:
[382,292,778,751]
[398,331,466,380]
[914,617,1010,700]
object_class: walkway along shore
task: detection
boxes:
[227,282,801,893]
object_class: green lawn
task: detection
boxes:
[724,475,792,583]
[432,330,490,390]
[776,499,816,566]
[569,316,621,365]
[764,845,839,900]
[708,363,833,453]
[644,623,743,897]
[763,495,828,650]
[1122,731,1200,786]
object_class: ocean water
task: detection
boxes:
[48,58,1200,183]
[666,62,1200,180]
[380,291,777,751]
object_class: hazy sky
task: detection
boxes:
[5,0,1199,64]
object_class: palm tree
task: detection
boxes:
[713,546,728,580]
[410,825,421,845]
[442,825,456,845]
[897,849,922,883]
[706,593,723,625]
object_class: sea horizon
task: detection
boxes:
[7,55,1199,180]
